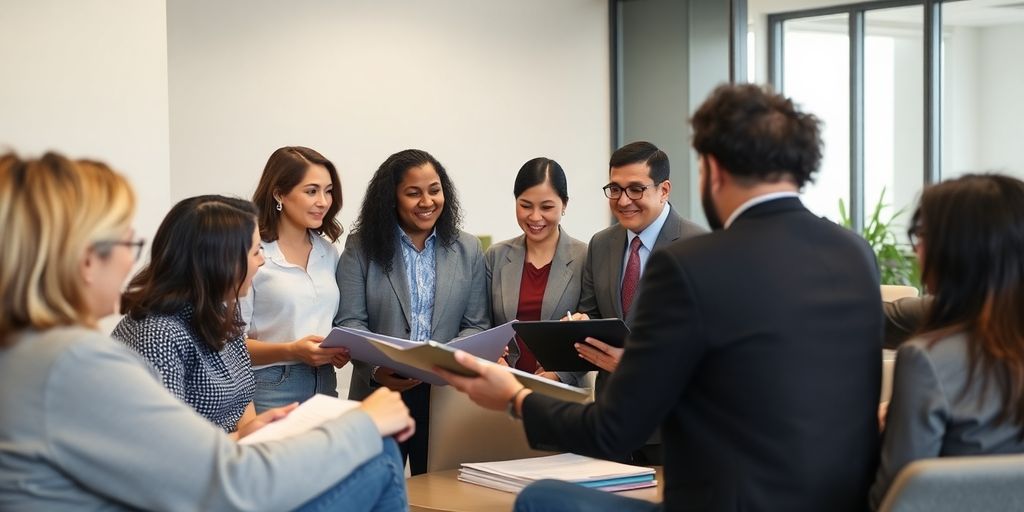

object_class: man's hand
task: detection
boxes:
[372,366,422,392]
[576,336,623,372]
[435,350,525,411]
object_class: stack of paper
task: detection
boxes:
[458,453,657,493]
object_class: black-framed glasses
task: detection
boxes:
[94,239,147,262]
[603,183,655,200]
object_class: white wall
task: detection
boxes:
[166,0,611,245]
[976,23,1024,177]
[0,0,171,248]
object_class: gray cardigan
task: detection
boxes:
[870,332,1024,509]
[0,326,382,511]
[485,228,587,369]
[335,230,491,400]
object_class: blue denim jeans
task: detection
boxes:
[514,479,661,512]
[253,363,338,413]
[294,438,407,512]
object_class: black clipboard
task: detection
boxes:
[512,319,630,372]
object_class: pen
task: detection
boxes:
[567,310,573,321]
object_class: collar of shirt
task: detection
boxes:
[627,202,672,250]
[397,225,438,252]
[261,233,326,268]
[724,191,800,229]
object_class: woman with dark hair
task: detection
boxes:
[0,153,412,510]
[485,158,587,383]
[335,148,490,474]
[114,195,268,434]
[242,146,350,413]
[870,174,1024,509]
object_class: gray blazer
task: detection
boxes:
[577,205,707,322]
[870,332,1024,509]
[484,228,587,368]
[335,230,491,400]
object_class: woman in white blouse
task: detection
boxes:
[243,146,351,412]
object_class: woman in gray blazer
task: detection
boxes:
[335,149,490,475]
[870,174,1024,509]
[485,158,587,384]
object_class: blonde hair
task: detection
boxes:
[0,152,135,345]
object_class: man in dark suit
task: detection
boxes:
[563,142,705,381]
[439,83,883,512]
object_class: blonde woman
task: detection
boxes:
[0,152,412,511]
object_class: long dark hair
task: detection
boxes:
[350,149,462,274]
[913,174,1024,427]
[252,146,343,242]
[121,195,258,351]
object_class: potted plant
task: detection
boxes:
[838,188,920,287]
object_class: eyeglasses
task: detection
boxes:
[907,225,924,250]
[603,183,656,200]
[94,238,147,262]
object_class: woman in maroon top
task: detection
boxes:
[483,158,588,384]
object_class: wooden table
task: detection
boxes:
[407,467,663,512]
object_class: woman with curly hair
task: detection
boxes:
[335,148,490,474]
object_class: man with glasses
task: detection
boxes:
[568,142,705,374]
[563,141,706,464]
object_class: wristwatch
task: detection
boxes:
[507,386,529,420]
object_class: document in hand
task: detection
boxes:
[367,338,591,402]
[458,453,657,493]
[512,318,630,372]
[321,321,518,386]
[238,394,360,445]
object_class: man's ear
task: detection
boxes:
[705,155,727,192]
[658,179,672,203]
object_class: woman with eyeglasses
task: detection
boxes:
[335,148,490,475]
[869,174,1024,509]
[485,158,587,383]
[0,151,413,510]
[242,147,350,413]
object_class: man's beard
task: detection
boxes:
[701,167,724,230]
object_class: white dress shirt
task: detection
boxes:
[621,203,672,285]
[240,234,341,370]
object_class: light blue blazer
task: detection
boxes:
[335,230,491,400]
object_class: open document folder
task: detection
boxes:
[368,337,590,403]
[322,321,518,386]
[459,453,657,493]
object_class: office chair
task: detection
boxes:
[877,453,1024,512]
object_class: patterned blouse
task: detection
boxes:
[398,227,437,342]
[112,306,256,432]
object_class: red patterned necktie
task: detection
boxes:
[621,236,643,318]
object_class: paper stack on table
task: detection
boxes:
[458,453,657,493]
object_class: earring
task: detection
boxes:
[276,201,282,212]
[561,210,566,216]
